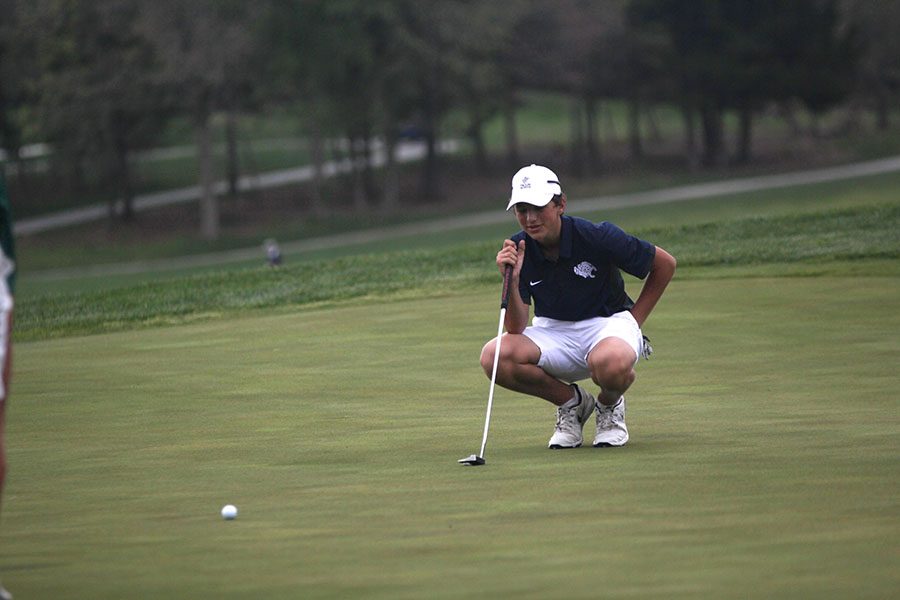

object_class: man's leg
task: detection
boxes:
[586,337,637,406]
[480,333,595,448]
[586,336,636,447]
[480,333,574,406]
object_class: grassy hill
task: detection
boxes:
[16,189,900,341]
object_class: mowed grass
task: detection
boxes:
[3,273,899,598]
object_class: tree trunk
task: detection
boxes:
[874,88,889,130]
[503,91,520,171]
[351,136,367,212]
[382,112,400,210]
[735,104,753,164]
[645,106,662,141]
[382,133,400,210]
[362,129,376,204]
[682,103,700,171]
[4,148,32,209]
[700,101,725,166]
[585,96,600,170]
[420,78,441,201]
[781,101,803,136]
[569,99,585,176]
[225,109,239,198]
[469,105,488,175]
[421,126,440,201]
[603,103,617,141]
[114,134,134,221]
[308,109,325,216]
[628,95,643,160]
[197,113,219,240]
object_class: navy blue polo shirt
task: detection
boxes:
[511,216,656,321]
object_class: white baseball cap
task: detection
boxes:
[506,164,562,210]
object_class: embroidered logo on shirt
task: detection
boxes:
[573,261,597,279]
[529,279,542,286]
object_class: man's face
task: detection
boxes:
[514,199,565,246]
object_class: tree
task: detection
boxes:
[628,0,858,166]
[138,0,259,240]
[493,3,562,171]
[0,0,37,191]
[843,1,900,129]
[547,1,633,172]
[774,0,858,135]
[28,0,166,221]
[449,1,524,175]
[262,0,423,210]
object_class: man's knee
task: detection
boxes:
[480,335,518,377]
[480,340,497,376]
[588,340,636,388]
[480,334,539,378]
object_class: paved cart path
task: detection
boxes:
[14,139,460,236]
[25,154,900,282]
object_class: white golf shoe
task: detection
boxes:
[548,385,595,449]
[0,579,11,600]
[593,396,629,447]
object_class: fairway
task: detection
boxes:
[3,275,898,598]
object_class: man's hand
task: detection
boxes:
[497,239,525,280]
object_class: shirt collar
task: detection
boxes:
[527,215,573,261]
[559,215,573,259]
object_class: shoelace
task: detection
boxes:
[596,408,614,430]
[555,405,578,431]
[596,404,620,430]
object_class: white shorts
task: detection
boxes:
[522,311,643,384]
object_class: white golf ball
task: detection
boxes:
[221,504,238,520]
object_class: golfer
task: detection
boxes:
[0,177,14,600]
[481,164,676,449]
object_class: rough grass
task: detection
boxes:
[15,202,900,341]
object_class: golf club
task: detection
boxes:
[459,264,513,466]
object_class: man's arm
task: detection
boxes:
[498,239,530,334]
[630,246,676,328]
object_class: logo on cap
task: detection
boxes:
[520,177,531,189]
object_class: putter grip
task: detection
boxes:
[499,264,513,309]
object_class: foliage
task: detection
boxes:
[628,0,859,164]
[21,0,168,218]
[2,0,895,232]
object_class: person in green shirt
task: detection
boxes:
[0,175,15,600]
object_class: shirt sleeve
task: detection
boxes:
[591,221,656,279]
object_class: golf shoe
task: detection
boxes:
[593,396,629,447]
[548,385,595,449]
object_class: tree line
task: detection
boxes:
[1,0,897,239]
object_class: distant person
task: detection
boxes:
[264,238,282,267]
[481,164,676,449]
[0,176,15,600]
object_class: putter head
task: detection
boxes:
[458,454,486,466]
